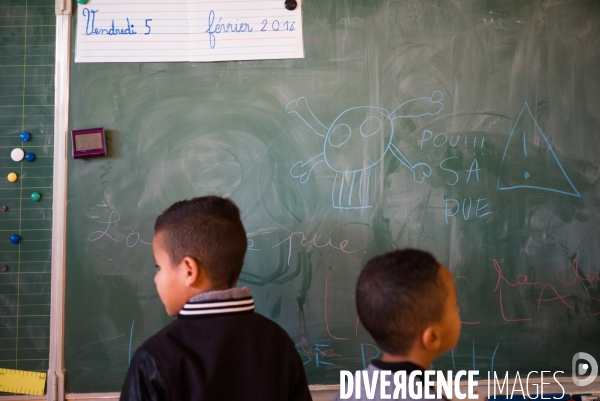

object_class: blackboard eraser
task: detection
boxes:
[72,127,106,159]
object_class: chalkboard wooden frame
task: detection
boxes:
[46,5,70,401]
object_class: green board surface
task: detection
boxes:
[65,0,600,392]
[0,0,55,395]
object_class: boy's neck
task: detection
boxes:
[186,280,231,300]
[187,286,250,303]
[380,351,434,371]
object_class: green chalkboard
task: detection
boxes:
[0,0,55,393]
[65,0,600,393]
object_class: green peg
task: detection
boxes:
[31,191,41,202]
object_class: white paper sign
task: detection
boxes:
[75,0,304,63]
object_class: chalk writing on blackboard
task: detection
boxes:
[88,211,122,243]
[286,92,443,210]
[297,343,338,368]
[493,258,600,321]
[324,277,349,341]
[449,341,500,379]
[272,231,356,265]
[497,103,580,197]
[88,211,151,248]
[128,319,135,366]
[240,231,357,286]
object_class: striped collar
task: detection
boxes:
[178,296,255,318]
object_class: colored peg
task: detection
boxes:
[25,152,35,162]
[31,192,41,202]
[7,172,17,182]
[10,234,20,244]
[20,131,31,141]
[11,148,24,162]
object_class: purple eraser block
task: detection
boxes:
[72,127,106,159]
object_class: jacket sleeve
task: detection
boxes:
[120,346,168,401]
[289,345,313,401]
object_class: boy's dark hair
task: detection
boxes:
[356,249,447,355]
[154,196,247,288]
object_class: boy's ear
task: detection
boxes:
[421,324,442,351]
[181,256,202,287]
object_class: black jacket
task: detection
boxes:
[120,293,312,401]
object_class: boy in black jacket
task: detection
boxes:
[120,196,312,401]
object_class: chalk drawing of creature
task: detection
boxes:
[286,91,444,210]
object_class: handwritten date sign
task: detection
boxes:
[75,0,304,63]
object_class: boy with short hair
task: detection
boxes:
[336,249,461,400]
[120,196,312,401]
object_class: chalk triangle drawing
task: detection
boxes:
[497,103,580,197]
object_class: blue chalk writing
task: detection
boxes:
[450,134,460,147]
[439,157,459,186]
[295,342,339,368]
[128,319,135,366]
[451,341,499,378]
[472,340,477,374]
[466,158,481,182]
[445,197,459,224]
[476,198,492,218]
[314,343,336,367]
[421,130,432,150]
[422,132,485,150]
[433,132,448,147]
[290,153,325,183]
[497,102,580,197]
[360,343,380,370]
[287,92,443,210]
[452,348,456,370]
[490,343,500,374]
[296,343,312,365]
[83,8,137,36]
[462,198,472,220]
[445,197,493,223]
